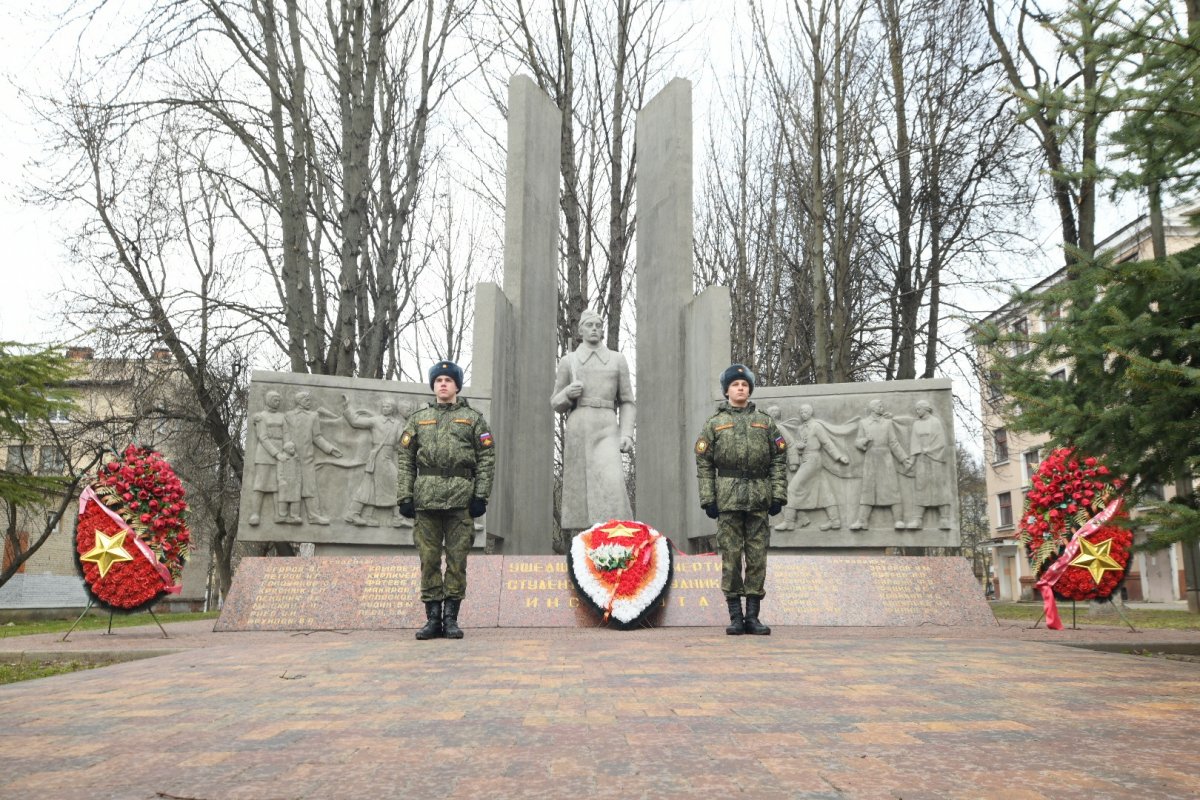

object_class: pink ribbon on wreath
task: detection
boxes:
[1034,496,1123,630]
[79,486,182,594]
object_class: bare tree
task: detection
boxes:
[875,0,1032,379]
[983,0,1122,270]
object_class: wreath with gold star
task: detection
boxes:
[73,445,190,611]
[1019,448,1129,602]
[567,519,673,629]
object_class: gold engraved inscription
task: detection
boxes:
[770,563,842,621]
[355,563,421,620]
[247,563,322,628]
[868,562,940,618]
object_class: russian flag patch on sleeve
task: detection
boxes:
[479,432,493,447]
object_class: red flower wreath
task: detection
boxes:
[1018,447,1128,602]
[74,445,190,611]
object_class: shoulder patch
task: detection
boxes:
[479,432,494,447]
[695,438,709,455]
[775,436,787,452]
[714,423,734,432]
[400,431,413,448]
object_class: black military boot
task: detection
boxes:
[415,600,443,640]
[744,596,771,636]
[725,596,745,636]
[443,598,464,640]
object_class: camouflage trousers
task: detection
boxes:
[717,510,770,598]
[413,508,473,601]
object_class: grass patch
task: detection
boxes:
[991,602,1200,630]
[0,611,219,640]
[0,657,119,685]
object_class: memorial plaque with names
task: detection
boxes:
[215,556,503,631]
[763,555,994,626]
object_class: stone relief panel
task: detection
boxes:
[753,379,959,549]
[238,371,492,547]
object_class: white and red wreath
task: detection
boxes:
[567,519,672,629]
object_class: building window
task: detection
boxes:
[48,407,70,424]
[987,369,1003,401]
[1049,368,1067,382]
[1023,448,1041,485]
[5,445,35,473]
[992,428,1009,463]
[1011,318,1029,354]
[39,445,66,475]
[998,492,1014,529]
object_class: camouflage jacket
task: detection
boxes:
[396,399,495,511]
[695,401,787,511]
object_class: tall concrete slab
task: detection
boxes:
[635,79,696,543]
[488,75,559,554]
[471,282,516,549]
[684,286,732,547]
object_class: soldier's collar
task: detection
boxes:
[575,344,611,365]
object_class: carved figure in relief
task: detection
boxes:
[766,406,810,531]
[283,390,343,524]
[775,404,850,532]
[275,441,302,524]
[850,399,912,531]
[905,399,951,529]
[550,310,635,554]
[248,390,288,526]
[341,394,410,528]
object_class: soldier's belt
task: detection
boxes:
[575,398,615,409]
[716,468,767,479]
[417,467,476,479]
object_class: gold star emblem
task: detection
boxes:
[603,522,640,540]
[80,530,135,578]
[1069,536,1124,584]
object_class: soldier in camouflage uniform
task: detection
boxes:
[397,360,495,640]
[695,364,787,635]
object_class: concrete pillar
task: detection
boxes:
[683,287,732,547]
[471,282,515,549]
[635,78,700,544]
[481,75,559,554]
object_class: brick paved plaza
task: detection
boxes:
[2,621,1199,799]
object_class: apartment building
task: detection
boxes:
[979,202,1200,602]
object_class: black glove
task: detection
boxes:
[398,499,415,519]
[468,496,488,518]
[768,501,783,517]
[704,503,719,520]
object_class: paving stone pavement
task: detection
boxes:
[2,620,1200,799]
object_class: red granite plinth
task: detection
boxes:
[215,556,503,631]
[763,555,994,626]
[216,553,994,630]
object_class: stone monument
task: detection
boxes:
[550,310,636,553]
